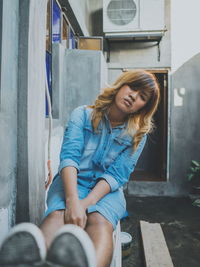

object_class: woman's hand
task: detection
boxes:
[64,197,88,229]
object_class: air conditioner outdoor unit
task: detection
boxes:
[103,0,165,37]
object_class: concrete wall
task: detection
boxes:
[52,44,107,125]
[128,53,200,196]
[16,0,47,224]
[100,53,108,89]
[0,1,2,87]
[0,0,47,230]
[170,53,200,193]
[45,121,63,180]
[52,44,66,120]
[67,0,91,36]
[88,0,103,36]
[168,0,200,192]
[62,0,103,37]
[64,49,106,121]
[171,0,200,72]
[0,0,47,241]
[48,46,108,181]
[0,0,19,242]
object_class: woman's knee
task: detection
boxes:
[87,212,113,231]
[45,210,65,221]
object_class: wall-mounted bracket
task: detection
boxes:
[104,31,164,63]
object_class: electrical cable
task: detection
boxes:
[45,64,53,190]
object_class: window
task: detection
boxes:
[45,0,62,116]
[69,28,76,49]
[46,0,51,53]
[45,0,53,116]
[78,37,103,51]
[62,13,70,48]
[52,0,61,44]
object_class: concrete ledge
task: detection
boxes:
[127,181,188,197]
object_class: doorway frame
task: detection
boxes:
[148,69,169,182]
[130,68,169,182]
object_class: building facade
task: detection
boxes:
[0,0,200,241]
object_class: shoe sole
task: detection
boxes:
[47,224,96,267]
[0,223,46,265]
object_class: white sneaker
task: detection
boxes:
[0,223,46,266]
[46,224,96,267]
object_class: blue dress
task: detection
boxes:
[45,105,147,229]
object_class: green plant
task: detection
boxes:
[193,199,200,207]
[188,160,200,207]
[187,160,200,187]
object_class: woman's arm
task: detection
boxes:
[59,106,87,228]
[99,135,147,192]
[78,136,147,209]
[61,166,87,228]
[81,179,111,209]
[58,106,86,176]
[62,166,79,203]
[62,168,110,228]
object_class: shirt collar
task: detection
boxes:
[104,113,127,129]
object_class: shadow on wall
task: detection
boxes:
[90,8,103,36]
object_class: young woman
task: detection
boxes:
[40,69,160,266]
[0,70,160,267]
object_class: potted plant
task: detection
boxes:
[187,160,200,207]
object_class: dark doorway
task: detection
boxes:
[131,70,168,181]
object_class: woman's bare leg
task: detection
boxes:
[85,212,113,267]
[40,210,65,248]
[40,210,113,267]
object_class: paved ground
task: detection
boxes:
[121,196,200,267]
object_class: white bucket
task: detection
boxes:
[120,232,133,259]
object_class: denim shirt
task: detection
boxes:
[58,105,147,192]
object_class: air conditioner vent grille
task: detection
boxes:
[107,0,137,26]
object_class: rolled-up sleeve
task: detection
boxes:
[100,135,147,192]
[58,106,85,174]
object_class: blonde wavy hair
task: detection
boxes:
[89,70,160,150]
